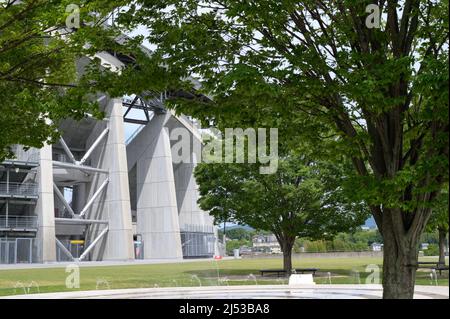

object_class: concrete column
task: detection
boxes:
[35,144,56,263]
[174,152,205,230]
[72,183,86,213]
[103,98,134,260]
[136,113,183,259]
[86,98,134,261]
[170,124,217,256]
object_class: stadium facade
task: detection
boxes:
[0,50,219,264]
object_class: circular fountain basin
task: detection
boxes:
[3,285,449,299]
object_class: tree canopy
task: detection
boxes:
[120,0,449,298]
[0,0,172,160]
[195,153,369,272]
[427,186,449,233]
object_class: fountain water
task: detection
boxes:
[218,276,230,286]
[95,278,111,290]
[190,275,202,287]
[13,281,40,295]
[351,269,361,284]
[13,281,26,295]
[246,274,258,285]
[430,269,438,286]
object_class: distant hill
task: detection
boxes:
[220,219,377,231]
[219,224,254,231]
[364,217,378,229]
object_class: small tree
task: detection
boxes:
[195,154,368,274]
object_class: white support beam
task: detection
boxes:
[59,137,77,164]
[55,238,75,261]
[78,178,109,218]
[53,183,75,217]
[79,128,109,166]
[97,95,107,104]
[55,218,109,225]
[78,227,109,261]
[52,161,108,174]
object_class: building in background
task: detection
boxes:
[0,49,218,264]
[252,234,281,254]
[371,243,383,252]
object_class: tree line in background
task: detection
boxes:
[222,226,447,257]
[295,231,383,253]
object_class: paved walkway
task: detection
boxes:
[3,285,448,299]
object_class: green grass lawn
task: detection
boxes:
[0,256,447,296]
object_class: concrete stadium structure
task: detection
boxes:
[0,49,219,264]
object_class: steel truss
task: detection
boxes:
[53,131,111,261]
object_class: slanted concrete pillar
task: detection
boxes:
[102,98,135,260]
[174,151,206,230]
[35,144,56,263]
[136,113,183,259]
[87,98,134,261]
[169,116,217,257]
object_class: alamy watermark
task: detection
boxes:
[65,264,80,289]
[66,4,80,29]
[365,264,380,284]
[365,4,381,29]
[65,3,383,30]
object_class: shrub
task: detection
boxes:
[424,244,440,256]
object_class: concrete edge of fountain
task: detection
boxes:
[2,284,448,299]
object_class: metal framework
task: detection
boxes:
[78,227,109,261]
[0,159,38,264]
[53,132,112,262]
[122,92,167,125]
[1,43,217,264]
[55,237,75,261]
[0,215,37,231]
[53,183,76,217]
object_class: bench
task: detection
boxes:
[417,261,449,275]
[260,269,286,277]
[435,265,449,276]
[260,268,318,277]
[417,261,442,267]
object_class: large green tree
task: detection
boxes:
[195,154,368,274]
[0,0,171,160]
[120,0,449,298]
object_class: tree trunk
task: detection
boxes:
[438,228,447,265]
[382,218,419,299]
[283,248,292,276]
[280,237,295,276]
